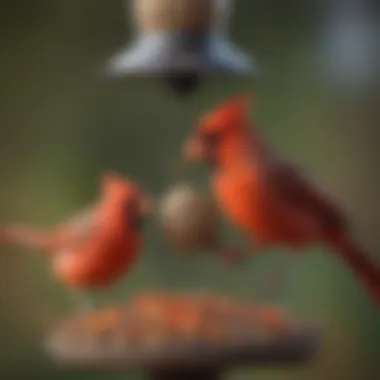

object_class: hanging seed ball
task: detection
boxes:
[158,183,221,253]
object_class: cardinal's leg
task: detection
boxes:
[96,285,121,308]
[220,238,255,266]
[257,247,300,302]
[70,290,96,312]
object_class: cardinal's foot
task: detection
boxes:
[221,246,250,266]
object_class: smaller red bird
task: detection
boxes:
[0,172,152,307]
[182,95,380,306]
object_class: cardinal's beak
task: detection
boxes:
[182,135,207,163]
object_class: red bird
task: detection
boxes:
[0,173,152,306]
[182,95,380,306]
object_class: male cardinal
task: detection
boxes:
[182,95,380,306]
[0,172,152,308]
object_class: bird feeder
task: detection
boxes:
[106,0,253,95]
[45,291,319,380]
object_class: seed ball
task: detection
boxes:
[158,183,220,253]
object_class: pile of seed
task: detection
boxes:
[51,292,293,350]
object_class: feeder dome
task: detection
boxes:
[106,0,254,79]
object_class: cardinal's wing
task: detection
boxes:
[53,206,100,250]
[270,160,347,233]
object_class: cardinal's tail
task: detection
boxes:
[0,224,54,253]
[327,232,380,306]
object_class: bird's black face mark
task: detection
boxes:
[201,132,222,169]
[202,132,221,146]
[124,200,146,232]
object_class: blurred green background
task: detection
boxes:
[0,1,379,379]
